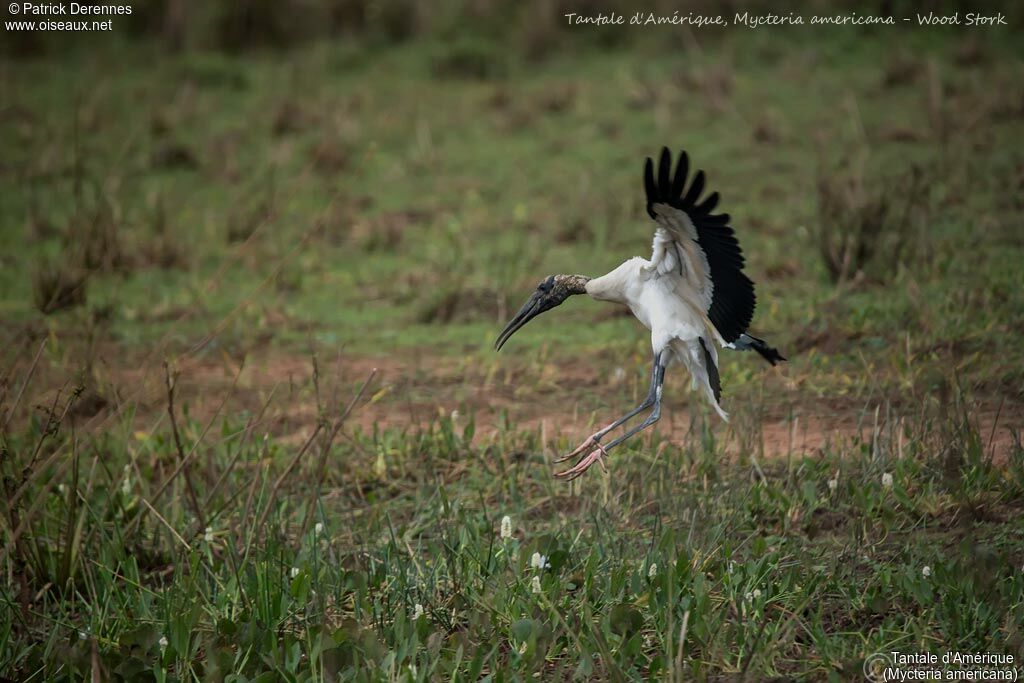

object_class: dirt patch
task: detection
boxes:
[9,339,1022,464]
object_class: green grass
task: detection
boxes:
[2,374,1023,680]
[3,26,1023,396]
[3,13,1024,682]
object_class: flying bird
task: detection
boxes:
[495,148,785,480]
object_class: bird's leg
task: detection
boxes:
[553,351,663,464]
[555,355,667,480]
[596,370,665,452]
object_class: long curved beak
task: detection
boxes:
[494,292,546,351]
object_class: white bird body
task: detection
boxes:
[587,254,729,420]
[494,148,784,479]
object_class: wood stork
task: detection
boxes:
[495,147,785,480]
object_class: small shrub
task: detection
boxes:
[227,200,274,244]
[150,140,199,170]
[309,135,353,175]
[138,196,190,270]
[33,258,87,314]
[227,179,276,244]
[63,194,130,274]
[816,162,931,285]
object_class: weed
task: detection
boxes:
[226,180,276,244]
[815,161,932,285]
[150,140,199,171]
[309,134,353,176]
[32,257,87,314]
[137,195,190,270]
[63,192,129,274]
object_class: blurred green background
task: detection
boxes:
[3,1,1023,414]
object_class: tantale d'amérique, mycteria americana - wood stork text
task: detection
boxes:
[495,147,786,480]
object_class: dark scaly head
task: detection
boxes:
[494,274,590,350]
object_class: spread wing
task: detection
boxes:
[643,147,755,344]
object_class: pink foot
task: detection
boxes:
[553,431,605,464]
[554,440,610,481]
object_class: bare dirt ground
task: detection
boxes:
[17,339,1021,465]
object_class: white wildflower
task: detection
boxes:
[827,478,838,492]
[500,515,512,540]
[745,588,762,602]
[57,484,68,496]
[450,409,460,421]
[530,552,550,570]
[922,565,931,578]
[314,522,324,536]
[517,641,528,655]
[159,635,168,651]
[648,563,658,578]
[881,472,893,489]
[290,567,300,579]
[122,464,132,496]
[531,576,542,594]
[204,526,214,543]
[412,603,424,620]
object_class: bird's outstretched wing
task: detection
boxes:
[643,147,755,344]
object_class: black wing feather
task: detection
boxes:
[670,151,689,199]
[695,191,719,216]
[657,148,672,194]
[681,170,705,207]
[644,158,658,218]
[643,147,755,343]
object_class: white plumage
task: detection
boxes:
[495,148,784,479]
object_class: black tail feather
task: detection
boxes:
[744,334,786,366]
[698,337,722,402]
